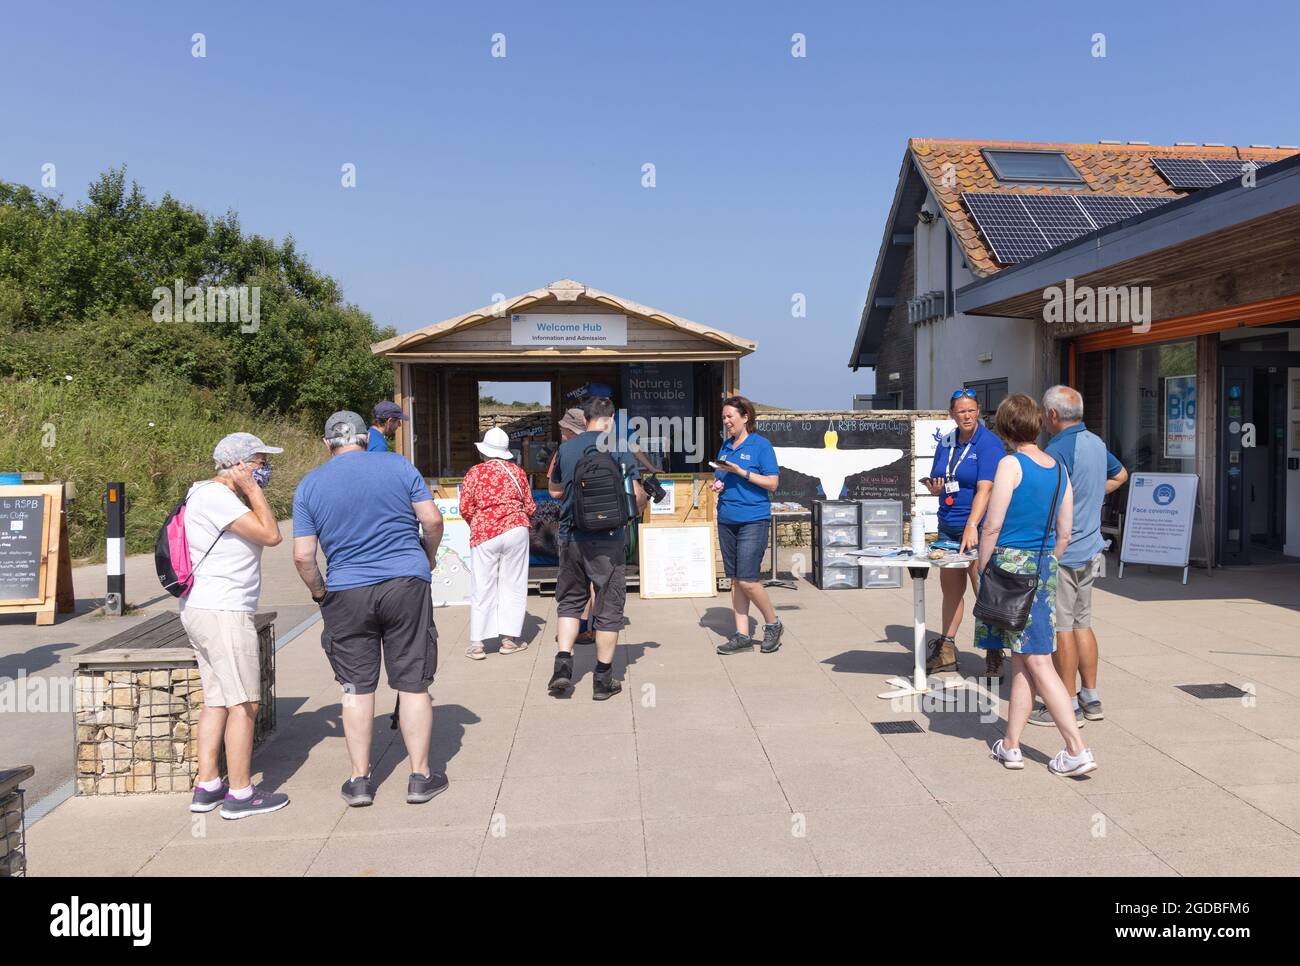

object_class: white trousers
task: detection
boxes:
[469,526,530,643]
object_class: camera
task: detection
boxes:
[639,472,668,504]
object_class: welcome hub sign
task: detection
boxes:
[511,313,627,347]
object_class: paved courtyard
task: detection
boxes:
[20,548,1300,876]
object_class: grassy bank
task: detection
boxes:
[0,377,324,561]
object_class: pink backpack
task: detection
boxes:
[154,488,221,598]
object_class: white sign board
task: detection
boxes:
[1120,473,1198,572]
[430,498,472,606]
[649,479,677,516]
[638,523,716,598]
[511,313,627,347]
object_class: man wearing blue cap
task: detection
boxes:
[369,401,408,452]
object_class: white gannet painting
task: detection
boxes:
[772,420,904,500]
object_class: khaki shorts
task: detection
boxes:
[181,608,260,707]
[1055,557,1097,631]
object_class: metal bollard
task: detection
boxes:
[105,482,126,616]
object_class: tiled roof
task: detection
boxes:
[909,138,1298,276]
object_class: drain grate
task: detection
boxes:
[1177,683,1249,700]
[872,720,924,735]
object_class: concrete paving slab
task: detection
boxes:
[802,803,991,875]
[306,828,483,876]
[1083,786,1300,854]
[475,819,646,876]
[644,813,819,876]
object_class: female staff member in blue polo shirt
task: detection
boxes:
[922,389,1005,677]
[711,396,785,656]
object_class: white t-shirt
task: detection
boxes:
[181,481,263,612]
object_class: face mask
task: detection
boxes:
[252,464,273,488]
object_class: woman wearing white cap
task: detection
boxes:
[459,427,536,659]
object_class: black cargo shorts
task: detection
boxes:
[318,576,438,695]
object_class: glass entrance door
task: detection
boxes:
[1218,354,1297,564]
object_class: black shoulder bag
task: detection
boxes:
[972,462,1061,633]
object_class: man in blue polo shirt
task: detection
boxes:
[1030,385,1127,728]
[923,390,1006,676]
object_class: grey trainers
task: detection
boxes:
[1028,704,1085,727]
[341,774,376,807]
[218,785,289,820]
[716,632,754,655]
[407,771,449,804]
[759,620,785,654]
[190,781,228,813]
[1080,696,1104,720]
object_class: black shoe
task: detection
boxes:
[716,632,754,655]
[407,771,449,804]
[548,653,574,693]
[759,619,785,654]
[592,669,623,701]
[341,774,376,807]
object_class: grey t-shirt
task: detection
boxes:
[550,430,640,543]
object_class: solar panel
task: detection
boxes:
[1016,195,1096,249]
[1129,196,1172,212]
[1075,195,1141,227]
[960,193,1052,264]
[962,192,1177,264]
[1151,156,1261,189]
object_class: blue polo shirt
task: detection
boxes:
[1044,422,1124,569]
[929,422,1004,530]
[367,427,389,452]
[715,433,779,525]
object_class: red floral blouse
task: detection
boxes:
[459,459,536,548]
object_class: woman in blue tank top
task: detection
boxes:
[976,394,1097,778]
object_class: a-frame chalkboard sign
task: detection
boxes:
[0,484,74,625]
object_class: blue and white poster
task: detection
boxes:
[1164,375,1196,459]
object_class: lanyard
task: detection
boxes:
[945,430,975,482]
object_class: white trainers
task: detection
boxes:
[991,739,1024,770]
[1049,747,1097,777]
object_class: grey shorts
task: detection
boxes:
[555,538,626,632]
[1055,557,1097,631]
[319,576,438,695]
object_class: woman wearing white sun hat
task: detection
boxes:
[458,426,536,660]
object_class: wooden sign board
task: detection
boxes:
[0,484,74,625]
[638,521,716,599]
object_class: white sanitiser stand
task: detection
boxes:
[847,553,976,702]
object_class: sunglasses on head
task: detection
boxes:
[951,389,978,400]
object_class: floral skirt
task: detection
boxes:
[974,548,1058,655]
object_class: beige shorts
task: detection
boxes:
[1055,557,1097,631]
[181,608,260,707]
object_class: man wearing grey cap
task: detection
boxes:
[182,432,290,820]
[369,400,408,453]
[292,410,447,807]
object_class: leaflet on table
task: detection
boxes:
[847,546,911,557]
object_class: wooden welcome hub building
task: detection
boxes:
[371,279,756,479]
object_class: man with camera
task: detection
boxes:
[547,396,649,699]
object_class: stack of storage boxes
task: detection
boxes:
[811,500,904,590]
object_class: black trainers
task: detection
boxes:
[759,619,785,654]
[341,774,376,807]
[716,632,754,655]
[548,653,574,693]
[407,771,449,804]
[218,785,290,820]
[592,668,623,701]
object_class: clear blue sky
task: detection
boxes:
[4,1,1297,407]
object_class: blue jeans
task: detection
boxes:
[717,519,769,582]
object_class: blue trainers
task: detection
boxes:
[218,785,290,820]
[190,781,228,813]
[341,774,376,807]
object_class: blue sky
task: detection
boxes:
[3,1,1298,407]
